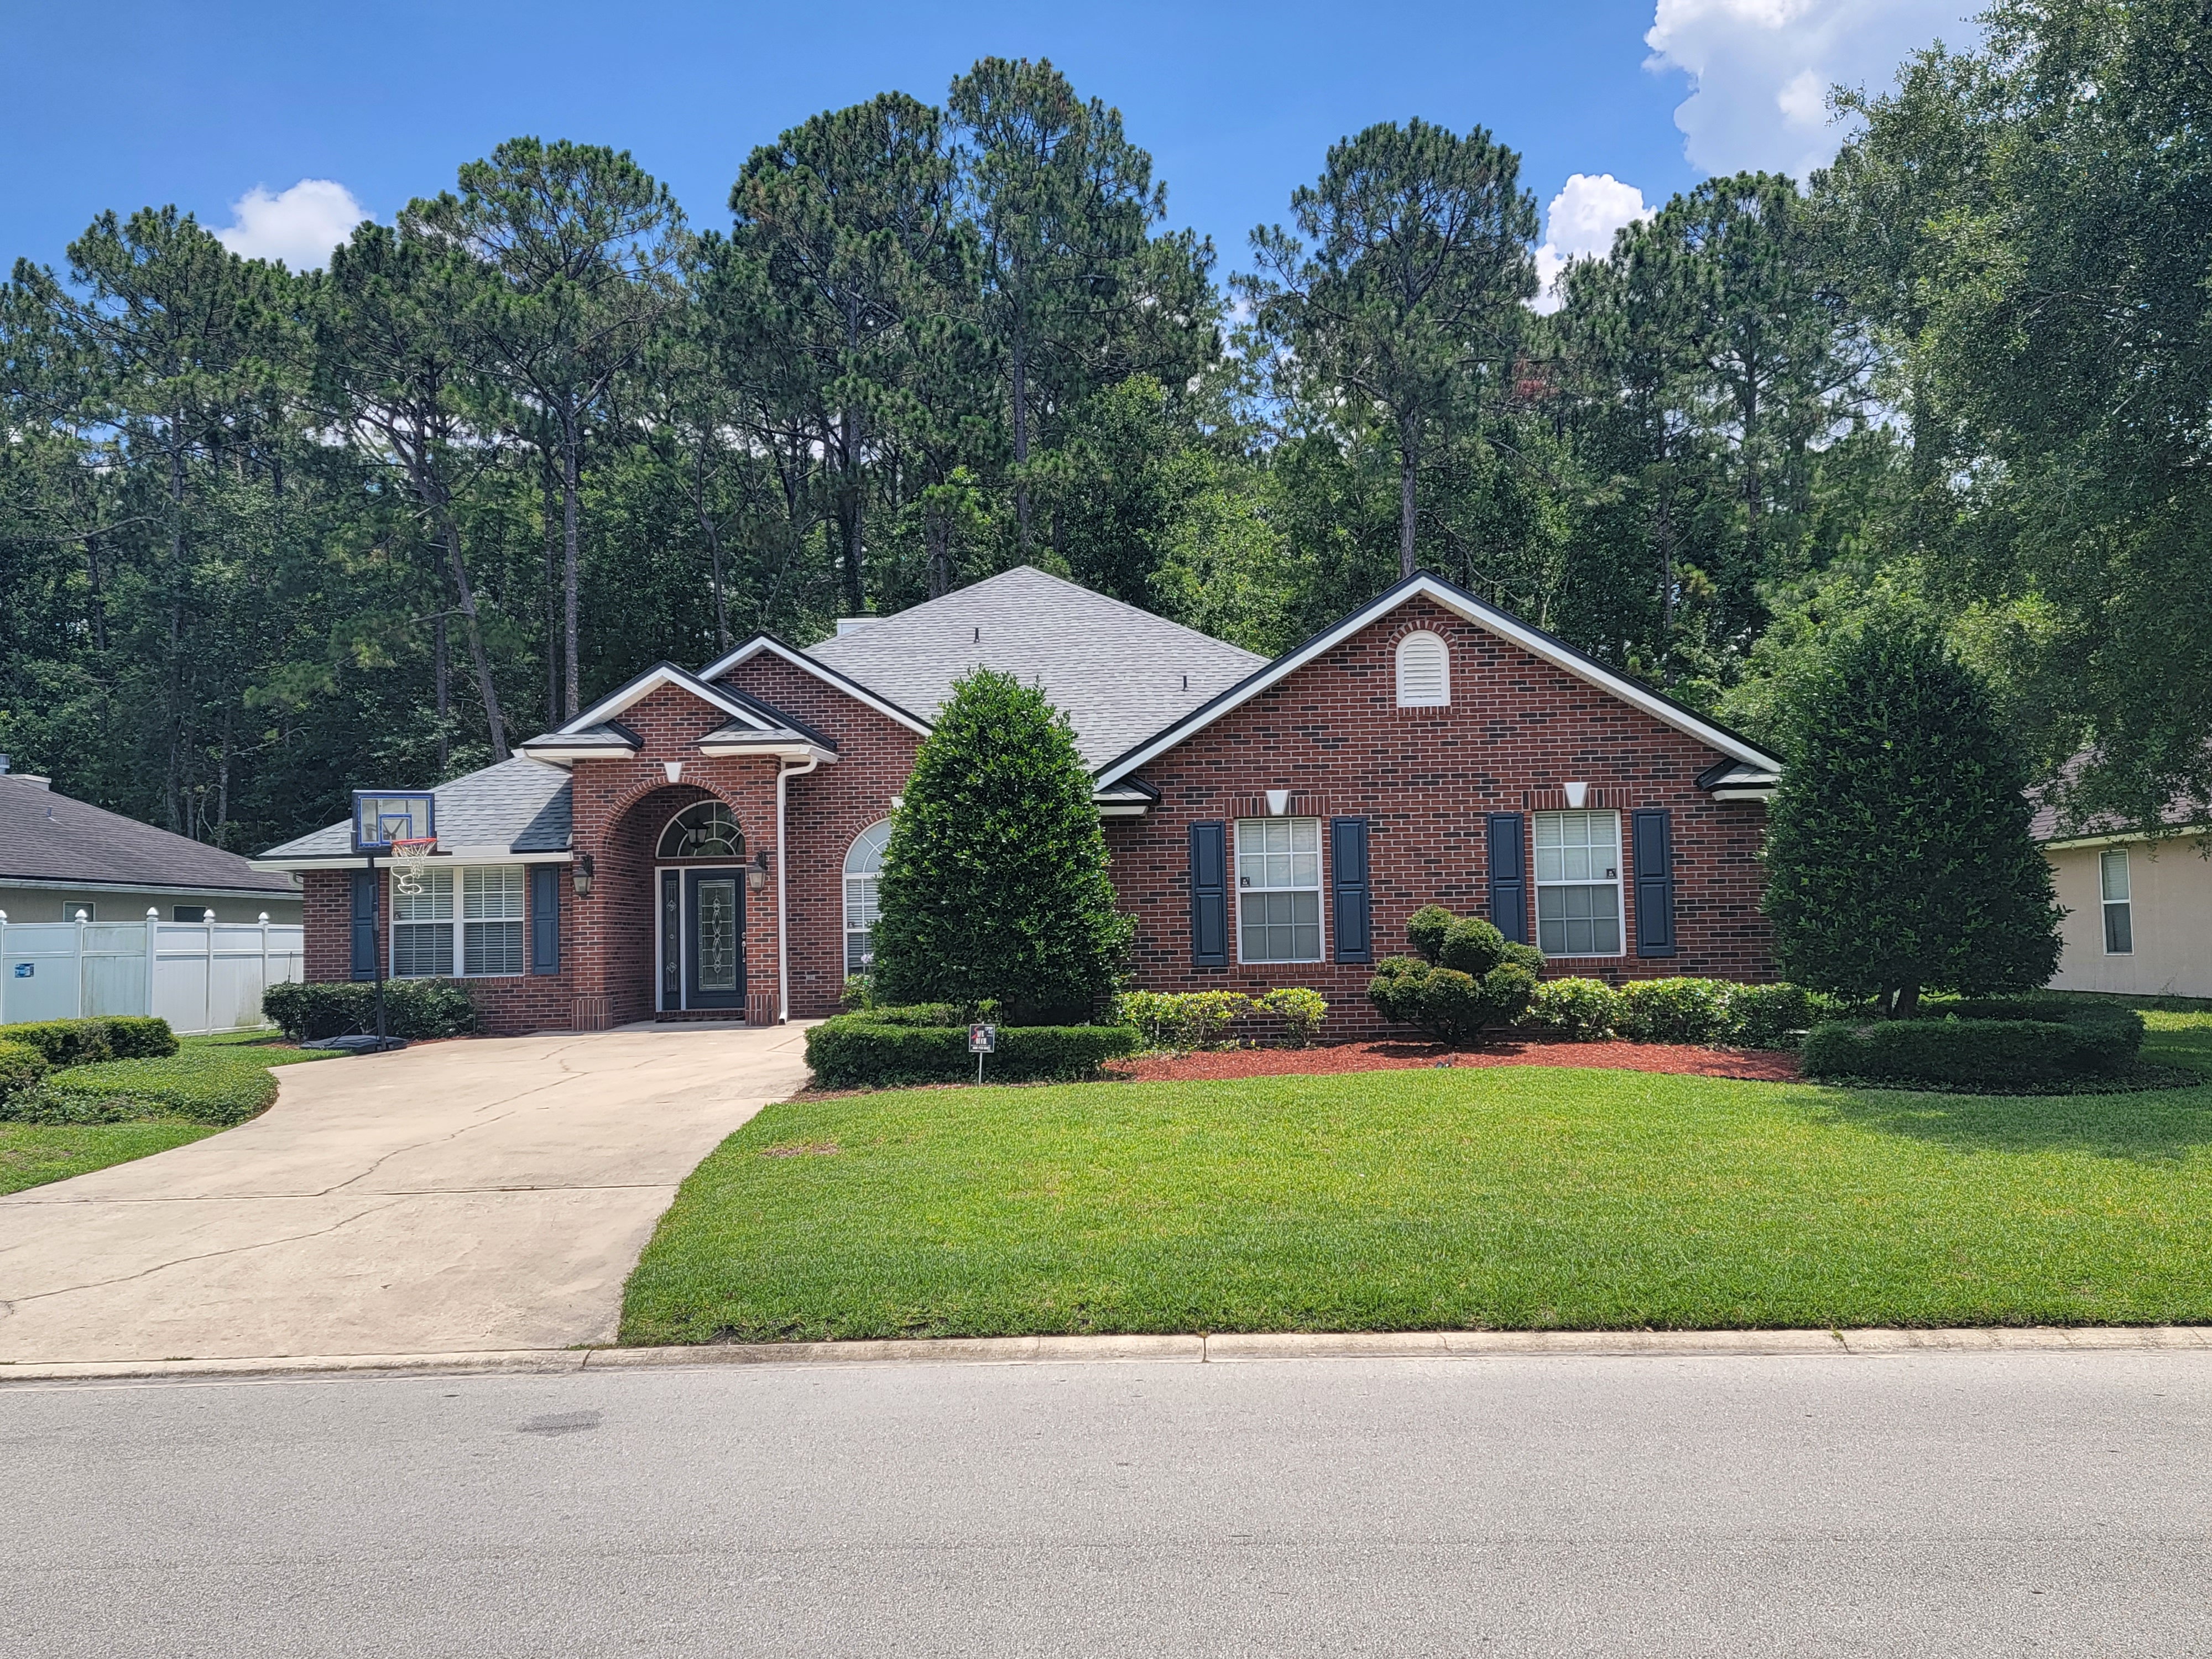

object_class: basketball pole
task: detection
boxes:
[369,851,388,1048]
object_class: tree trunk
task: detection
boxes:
[1397,426,1419,582]
[436,497,510,763]
[85,534,107,651]
[541,467,560,729]
[1654,419,1677,685]
[837,406,864,617]
[1893,983,1920,1020]
[927,505,950,599]
[434,612,450,774]
[1011,337,1032,562]
[164,434,187,833]
[561,412,582,722]
[693,446,731,651]
[214,707,232,849]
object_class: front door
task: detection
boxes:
[659,868,745,1011]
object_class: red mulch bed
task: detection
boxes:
[1105,1038,1801,1084]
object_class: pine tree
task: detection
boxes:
[870,667,1130,1019]
[1763,627,2062,1015]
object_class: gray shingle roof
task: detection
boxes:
[0,775,296,894]
[258,758,573,862]
[804,566,1267,768]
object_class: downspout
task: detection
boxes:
[775,753,822,1023]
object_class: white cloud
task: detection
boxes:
[213,179,371,270]
[1531,174,1655,314]
[1645,0,1976,179]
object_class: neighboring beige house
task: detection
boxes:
[2035,784,2212,999]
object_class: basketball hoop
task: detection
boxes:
[391,837,437,896]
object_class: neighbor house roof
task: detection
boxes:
[717,566,1270,769]
[0,773,296,895]
[257,757,574,867]
[1095,570,1787,787]
[2030,753,2212,844]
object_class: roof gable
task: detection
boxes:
[700,636,934,738]
[1095,571,1786,785]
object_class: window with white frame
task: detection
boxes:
[392,864,527,978]
[844,820,891,975]
[1237,817,1322,962]
[2101,848,2133,954]
[1395,630,1450,707]
[1534,810,1624,957]
[463,866,526,975]
[392,867,455,977]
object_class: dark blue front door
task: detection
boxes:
[683,868,744,1010]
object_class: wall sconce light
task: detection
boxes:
[572,852,596,898]
[747,848,770,891]
[1563,781,1589,808]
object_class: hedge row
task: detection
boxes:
[1520,978,1820,1049]
[1802,1007,2143,1088]
[806,1015,1139,1089]
[0,1039,48,1100]
[262,979,479,1041]
[3,1015,177,1067]
[1114,988,1329,1049]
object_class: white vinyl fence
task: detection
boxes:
[0,912,304,1035]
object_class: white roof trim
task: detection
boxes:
[562,662,775,735]
[514,744,627,766]
[698,637,933,738]
[1095,573,1786,785]
[249,851,573,873]
[696,740,839,764]
[0,875,300,899]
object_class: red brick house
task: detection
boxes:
[255,566,1783,1035]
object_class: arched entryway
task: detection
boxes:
[651,797,751,1014]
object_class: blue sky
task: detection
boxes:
[5,0,1976,290]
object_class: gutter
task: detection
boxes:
[775,753,825,1022]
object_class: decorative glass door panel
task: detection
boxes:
[660,872,681,1008]
[682,869,744,1009]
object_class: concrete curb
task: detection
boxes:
[5,1324,2210,1384]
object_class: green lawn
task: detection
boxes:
[0,1031,332,1197]
[620,1010,2212,1342]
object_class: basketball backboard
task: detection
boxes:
[352,790,437,855]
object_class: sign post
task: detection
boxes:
[968,1021,997,1085]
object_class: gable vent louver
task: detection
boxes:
[1395,630,1451,708]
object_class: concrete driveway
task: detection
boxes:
[0,1024,811,1366]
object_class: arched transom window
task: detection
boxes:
[844,820,892,976]
[658,800,744,860]
[1396,630,1451,707]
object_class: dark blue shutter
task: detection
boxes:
[1486,813,1528,946]
[349,869,378,981]
[1190,820,1228,968]
[1331,817,1371,963]
[1632,808,1677,957]
[530,864,561,975]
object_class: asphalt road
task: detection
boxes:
[5,1349,2209,1657]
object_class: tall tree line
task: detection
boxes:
[4,12,2202,852]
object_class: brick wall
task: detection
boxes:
[1106,596,1773,1035]
[713,653,922,1018]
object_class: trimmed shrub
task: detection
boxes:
[859,1003,966,1028]
[1368,955,1538,1047]
[262,979,479,1042]
[1616,978,1731,1045]
[840,974,874,1012]
[872,668,1131,1020]
[1114,990,1250,1050]
[1719,983,1819,1050]
[1405,905,1458,966]
[1259,988,1329,1047]
[1524,978,1621,1041]
[805,1017,1140,1089]
[3,1016,178,1068]
[1802,1016,2139,1088]
[1764,625,2062,1014]
[0,1038,50,1100]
